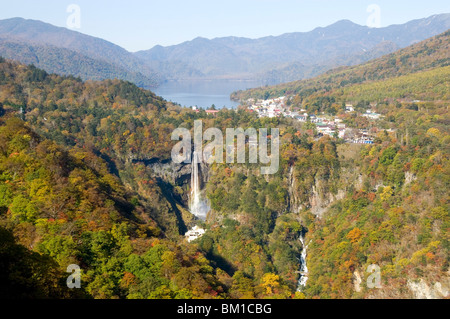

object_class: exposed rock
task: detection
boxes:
[147,159,191,184]
[355,173,364,191]
[309,178,346,218]
[288,167,347,217]
[134,158,209,186]
[353,270,363,293]
[404,171,417,188]
[288,166,301,214]
[407,278,450,299]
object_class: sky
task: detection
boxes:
[0,0,449,52]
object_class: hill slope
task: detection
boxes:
[0,18,160,87]
[0,38,159,87]
[0,33,448,299]
[0,57,230,299]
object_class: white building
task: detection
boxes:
[345,105,355,112]
[185,226,206,242]
[363,110,382,120]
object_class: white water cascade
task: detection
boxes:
[297,233,309,290]
[189,151,210,221]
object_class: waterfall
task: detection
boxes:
[189,150,210,221]
[297,233,309,290]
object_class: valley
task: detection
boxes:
[0,9,448,301]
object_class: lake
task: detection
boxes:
[152,80,264,109]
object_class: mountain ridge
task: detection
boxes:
[231,29,450,113]
[0,17,161,87]
[0,14,449,86]
[136,13,450,83]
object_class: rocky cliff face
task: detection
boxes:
[138,157,210,216]
[288,166,301,214]
[308,180,346,218]
[287,166,355,217]
[407,277,450,299]
[129,157,210,236]
[146,159,209,185]
[145,159,191,185]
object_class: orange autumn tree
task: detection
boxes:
[347,228,363,244]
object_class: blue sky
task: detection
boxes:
[0,0,449,52]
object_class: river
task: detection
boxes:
[152,79,264,109]
[297,234,309,290]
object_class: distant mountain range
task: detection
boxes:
[136,13,450,83]
[231,29,450,103]
[0,14,449,87]
[0,18,161,87]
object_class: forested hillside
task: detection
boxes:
[304,105,449,298]
[230,29,450,299]
[0,57,310,299]
[0,58,230,298]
